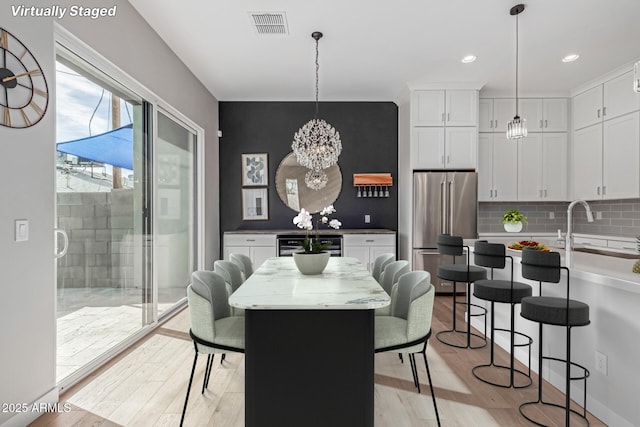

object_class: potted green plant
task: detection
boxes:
[502,209,528,232]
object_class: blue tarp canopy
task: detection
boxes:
[57,124,133,170]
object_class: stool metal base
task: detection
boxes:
[519,400,590,427]
[472,363,532,389]
[437,300,487,349]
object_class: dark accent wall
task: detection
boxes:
[219,102,398,232]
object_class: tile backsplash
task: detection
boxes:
[479,199,640,239]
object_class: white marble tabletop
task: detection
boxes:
[228,257,391,310]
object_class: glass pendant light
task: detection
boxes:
[506,4,528,140]
[304,169,328,190]
[292,32,342,189]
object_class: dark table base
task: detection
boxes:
[245,309,374,427]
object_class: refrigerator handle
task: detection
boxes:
[448,179,454,235]
[440,179,446,234]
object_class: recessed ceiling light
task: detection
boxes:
[562,54,580,63]
[461,55,477,64]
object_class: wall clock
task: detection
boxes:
[0,27,49,128]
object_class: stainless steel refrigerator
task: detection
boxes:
[412,171,478,294]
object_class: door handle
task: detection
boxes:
[54,228,68,259]
[447,113,450,122]
[441,112,445,123]
[544,189,547,197]
[603,107,606,116]
[545,119,548,128]
[448,180,454,235]
[602,186,607,195]
[597,109,601,118]
[440,180,446,233]
[597,186,601,195]
[490,120,493,128]
[539,120,543,129]
[539,189,543,198]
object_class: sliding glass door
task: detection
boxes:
[155,111,197,316]
[55,43,199,384]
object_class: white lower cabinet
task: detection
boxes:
[223,233,277,270]
[343,234,396,272]
[478,134,518,201]
[517,133,567,201]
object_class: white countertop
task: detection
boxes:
[468,239,640,294]
[228,257,391,310]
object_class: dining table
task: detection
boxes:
[228,256,390,427]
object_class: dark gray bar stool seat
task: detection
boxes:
[518,249,590,427]
[435,234,487,349]
[471,241,533,389]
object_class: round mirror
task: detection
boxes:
[275,152,342,214]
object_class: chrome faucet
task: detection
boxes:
[565,199,594,266]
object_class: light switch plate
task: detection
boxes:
[364,214,371,223]
[15,219,28,242]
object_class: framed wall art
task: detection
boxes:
[242,187,269,220]
[241,153,268,186]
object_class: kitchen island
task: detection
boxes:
[467,238,640,427]
[229,256,390,427]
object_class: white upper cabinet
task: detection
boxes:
[412,90,477,127]
[411,90,445,126]
[603,71,640,120]
[573,85,603,130]
[517,133,567,201]
[484,98,567,133]
[411,127,476,169]
[603,113,640,199]
[479,98,515,133]
[446,90,477,126]
[572,124,604,200]
[573,71,640,130]
[571,112,639,200]
[543,99,569,132]
[478,133,518,201]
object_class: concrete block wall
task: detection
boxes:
[479,198,640,238]
[56,189,135,289]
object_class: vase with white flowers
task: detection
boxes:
[292,205,342,274]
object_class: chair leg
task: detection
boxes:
[410,354,422,393]
[180,350,199,427]
[221,353,226,364]
[202,354,213,394]
[408,353,418,389]
[422,350,441,427]
[566,326,571,427]
[398,353,404,364]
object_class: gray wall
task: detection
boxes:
[0,1,219,424]
[479,199,640,238]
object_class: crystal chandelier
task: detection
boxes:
[305,169,328,190]
[506,4,528,140]
[292,32,342,189]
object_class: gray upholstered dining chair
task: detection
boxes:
[230,253,254,280]
[214,260,245,317]
[181,270,245,427]
[214,260,245,291]
[372,253,395,282]
[374,270,441,427]
[375,260,410,316]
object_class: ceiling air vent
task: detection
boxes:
[249,12,289,35]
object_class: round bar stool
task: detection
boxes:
[435,234,487,349]
[519,249,590,427]
[471,241,533,388]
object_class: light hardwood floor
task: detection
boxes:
[31,295,607,426]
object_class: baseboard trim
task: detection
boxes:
[1,387,59,427]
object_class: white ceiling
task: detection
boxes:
[128,0,640,102]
